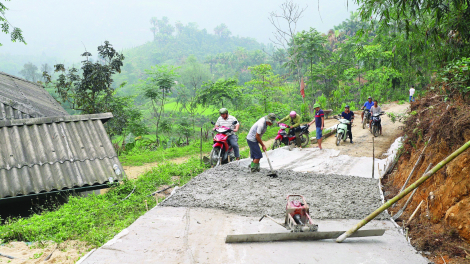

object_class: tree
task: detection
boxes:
[291,28,329,96]
[246,64,283,113]
[141,65,179,140]
[0,0,26,46]
[176,56,211,130]
[269,0,307,87]
[196,78,241,109]
[214,23,231,39]
[19,62,40,82]
[44,41,125,114]
[105,93,148,138]
[150,17,158,40]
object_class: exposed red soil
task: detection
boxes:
[383,90,470,263]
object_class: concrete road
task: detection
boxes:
[81,207,427,264]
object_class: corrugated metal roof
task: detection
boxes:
[0,102,36,120]
[0,113,125,199]
[0,72,69,118]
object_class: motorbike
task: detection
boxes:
[362,109,371,129]
[209,120,238,167]
[335,116,351,146]
[370,112,385,137]
[272,123,310,150]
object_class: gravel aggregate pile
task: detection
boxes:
[162,163,388,219]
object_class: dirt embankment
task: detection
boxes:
[384,93,470,263]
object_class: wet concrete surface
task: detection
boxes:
[239,137,402,179]
[81,207,428,264]
[162,163,388,220]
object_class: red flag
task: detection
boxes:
[300,77,305,98]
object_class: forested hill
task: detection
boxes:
[114,18,269,94]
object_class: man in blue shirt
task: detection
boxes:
[341,105,354,143]
[308,103,324,150]
[361,96,374,123]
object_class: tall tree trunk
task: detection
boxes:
[156,90,166,143]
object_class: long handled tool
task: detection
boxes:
[264,150,278,177]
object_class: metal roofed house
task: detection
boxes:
[0,72,125,203]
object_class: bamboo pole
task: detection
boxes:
[336,139,470,243]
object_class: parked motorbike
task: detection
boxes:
[335,116,351,146]
[370,112,385,137]
[363,109,371,129]
[209,120,238,167]
[272,123,310,150]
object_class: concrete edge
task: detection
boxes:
[76,248,96,264]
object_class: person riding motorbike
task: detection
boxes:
[369,100,383,136]
[361,96,374,123]
[278,111,302,148]
[213,108,240,160]
[341,105,354,143]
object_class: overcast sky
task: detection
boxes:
[1,0,357,59]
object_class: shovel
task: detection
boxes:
[264,150,278,178]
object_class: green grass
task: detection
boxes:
[0,158,206,246]
[120,126,279,166]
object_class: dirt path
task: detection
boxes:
[123,155,193,179]
[0,241,91,264]
[308,102,409,158]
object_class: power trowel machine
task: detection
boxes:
[225,195,385,243]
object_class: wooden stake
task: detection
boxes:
[372,137,375,179]
[144,200,148,211]
[407,200,424,223]
[200,127,203,165]
[336,139,470,243]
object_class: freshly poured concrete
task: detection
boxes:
[82,207,427,264]
[239,137,403,179]
[162,163,388,220]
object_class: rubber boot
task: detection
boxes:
[255,163,260,172]
[248,161,253,169]
[250,162,257,172]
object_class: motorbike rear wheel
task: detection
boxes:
[336,132,343,146]
[210,147,222,167]
[363,118,367,129]
[373,126,379,137]
[300,134,309,148]
[272,139,282,150]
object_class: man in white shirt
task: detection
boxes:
[246,113,276,172]
[214,108,240,160]
[370,100,383,135]
[409,85,416,102]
